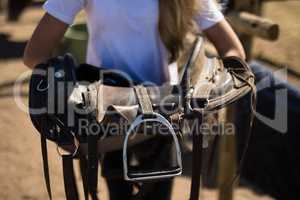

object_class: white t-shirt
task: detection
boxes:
[43,0,224,85]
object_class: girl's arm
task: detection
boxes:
[203,19,246,60]
[23,13,68,68]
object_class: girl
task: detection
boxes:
[24,0,246,199]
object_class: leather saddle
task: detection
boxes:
[28,36,255,199]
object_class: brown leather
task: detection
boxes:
[87,84,181,124]
[41,136,52,200]
[189,116,203,200]
[37,36,256,200]
[70,40,254,126]
[87,131,100,200]
[191,56,255,112]
[221,56,257,187]
[62,156,79,200]
[66,36,256,155]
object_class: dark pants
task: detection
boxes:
[101,137,174,200]
[105,175,173,200]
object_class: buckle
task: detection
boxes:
[123,112,182,182]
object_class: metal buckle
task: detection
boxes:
[123,112,182,182]
[51,122,80,158]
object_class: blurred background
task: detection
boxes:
[0,0,299,199]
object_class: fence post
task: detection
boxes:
[232,0,262,60]
[217,106,237,200]
[217,3,260,199]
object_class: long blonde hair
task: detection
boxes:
[159,0,198,62]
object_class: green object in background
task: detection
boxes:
[56,23,88,63]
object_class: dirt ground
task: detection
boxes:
[1,3,296,199]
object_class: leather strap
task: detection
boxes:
[189,116,203,200]
[179,36,205,200]
[41,135,52,199]
[222,56,257,187]
[180,37,204,114]
[79,155,89,200]
[62,156,79,200]
[134,86,153,117]
[87,114,100,200]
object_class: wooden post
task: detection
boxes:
[232,0,262,60]
[217,106,237,200]
[227,11,279,41]
[216,3,259,199]
[0,0,7,14]
[216,0,281,199]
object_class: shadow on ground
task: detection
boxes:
[0,33,26,59]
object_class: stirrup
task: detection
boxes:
[123,112,182,182]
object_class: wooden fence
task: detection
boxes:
[217,1,284,200]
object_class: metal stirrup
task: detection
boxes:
[123,85,182,181]
[123,113,183,181]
